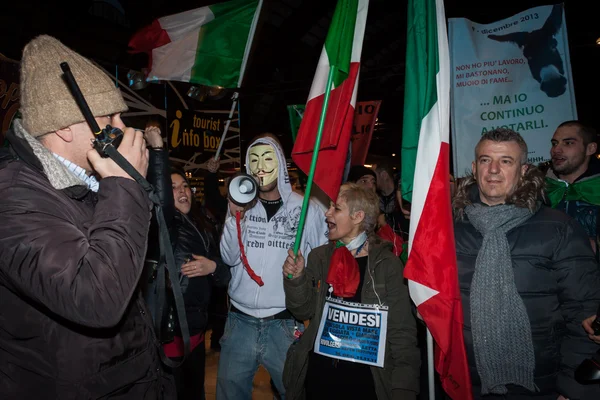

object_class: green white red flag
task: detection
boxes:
[400,0,473,399]
[128,0,260,88]
[292,0,368,201]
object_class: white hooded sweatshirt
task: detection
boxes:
[220,136,329,318]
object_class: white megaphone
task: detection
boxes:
[228,173,258,207]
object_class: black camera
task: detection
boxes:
[92,125,123,158]
[60,62,123,157]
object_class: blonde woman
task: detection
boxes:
[282,183,420,400]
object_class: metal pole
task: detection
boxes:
[427,327,436,400]
[214,94,238,159]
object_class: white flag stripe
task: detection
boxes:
[409,280,440,307]
[407,0,451,256]
[407,105,441,254]
[306,50,332,102]
[158,7,215,39]
[351,0,369,63]
[436,0,451,145]
[150,30,201,82]
[306,0,369,103]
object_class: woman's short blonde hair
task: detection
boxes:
[338,182,380,234]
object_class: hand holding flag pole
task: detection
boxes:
[287,66,337,279]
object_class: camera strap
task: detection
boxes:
[103,146,190,368]
[58,61,189,367]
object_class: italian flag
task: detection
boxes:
[292,0,368,201]
[128,0,260,87]
[400,0,473,399]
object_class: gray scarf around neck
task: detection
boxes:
[465,203,537,395]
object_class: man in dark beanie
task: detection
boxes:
[347,165,377,192]
[0,35,173,398]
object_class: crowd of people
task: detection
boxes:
[1,34,600,400]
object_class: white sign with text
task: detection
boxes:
[449,3,577,176]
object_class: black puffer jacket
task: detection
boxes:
[455,186,600,400]
[0,122,173,399]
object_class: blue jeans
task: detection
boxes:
[216,311,302,400]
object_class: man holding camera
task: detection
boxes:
[217,133,328,399]
[0,35,171,398]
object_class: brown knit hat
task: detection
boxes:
[20,35,128,137]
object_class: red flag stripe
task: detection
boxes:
[128,19,171,54]
[128,20,172,71]
[292,63,359,201]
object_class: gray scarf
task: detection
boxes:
[465,203,537,395]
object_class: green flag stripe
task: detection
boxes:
[190,0,258,88]
[287,104,305,142]
[325,0,358,88]
[401,0,440,203]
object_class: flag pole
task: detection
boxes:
[427,328,436,400]
[214,93,239,160]
[214,0,264,160]
[290,66,336,263]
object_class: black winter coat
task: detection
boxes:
[171,211,230,334]
[147,149,230,336]
[455,191,600,400]
[0,123,172,399]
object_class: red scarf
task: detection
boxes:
[236,211,264,286]
[326,241,365,298]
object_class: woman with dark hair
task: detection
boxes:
[145,126,230,400]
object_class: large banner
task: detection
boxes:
[449,3,577,176]
[0,56,20,145]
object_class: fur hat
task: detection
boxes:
[19,35,127,137]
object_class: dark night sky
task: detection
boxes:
[1,0,598,167]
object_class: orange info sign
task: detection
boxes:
[167,108,229,162]
[350,100,381,166]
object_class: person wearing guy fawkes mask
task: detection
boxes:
[217,133,328,400]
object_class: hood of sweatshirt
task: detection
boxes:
[245,136,293,203]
